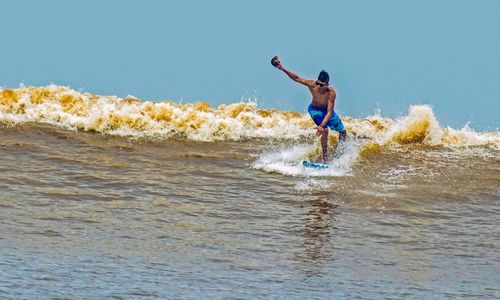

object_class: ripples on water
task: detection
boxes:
[1,124,499,299]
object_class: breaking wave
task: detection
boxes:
[0,85,498,150]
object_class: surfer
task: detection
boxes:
[271,56,347,162]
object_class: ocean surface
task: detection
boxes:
[1,85,499,299]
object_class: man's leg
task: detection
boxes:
[339,130,347,142]
[330,130,347,159]
[321,129,329,163]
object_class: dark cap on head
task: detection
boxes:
[317,70,329,84]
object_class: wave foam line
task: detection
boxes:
[0,85,312,141]
[0,85,499,148]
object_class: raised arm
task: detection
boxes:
[271,56,313,86]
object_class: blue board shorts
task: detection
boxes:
[307,104,345,133]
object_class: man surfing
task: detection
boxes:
[271,56,347,163]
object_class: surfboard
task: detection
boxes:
[302,160,329,169]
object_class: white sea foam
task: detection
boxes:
[252,140,360,177]
[0,85,498,149]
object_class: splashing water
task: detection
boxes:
[0,85,498,149]
[252,140,361,177]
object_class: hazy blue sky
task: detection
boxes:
[0,0,499,129]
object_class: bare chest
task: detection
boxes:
[309,87,330,107]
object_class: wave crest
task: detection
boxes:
[0,85,498,149]
[0,85,312,141]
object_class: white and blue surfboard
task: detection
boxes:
[302,160,329,169]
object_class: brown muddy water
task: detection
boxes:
[1,123,499,299]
